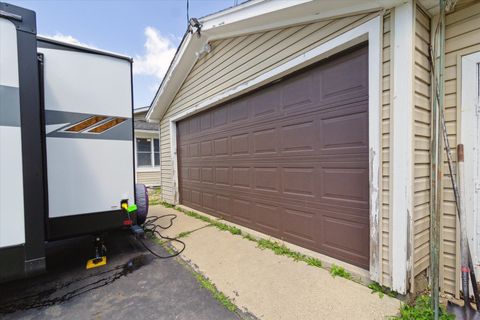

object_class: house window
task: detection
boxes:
[136,137,160,167]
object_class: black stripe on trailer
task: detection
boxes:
[47,210,127,241]
[0,2,47,281]
[17,7,47,276]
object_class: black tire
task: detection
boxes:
[135,184,149,225]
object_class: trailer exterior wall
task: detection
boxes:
[37,40,135,238]
[0,2,46,282]
[0,17,25,249]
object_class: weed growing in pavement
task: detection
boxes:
[329,264,351,279]
[161,201,175,208]
[390,295,454,320]
[177,231,192,238]
[368,281,398,298]
[242,233,256,242]
[161,202,374,286]
[194,273,237,312]
[305,256,322,268]
[214,222,241,235]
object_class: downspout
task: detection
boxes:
[430,0,446,318]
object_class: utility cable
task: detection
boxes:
[0,214,185,314]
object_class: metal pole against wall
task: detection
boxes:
[431,1,446,319]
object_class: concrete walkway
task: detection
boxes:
[151,205,401,320]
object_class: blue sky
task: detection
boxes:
[8,0,241,108]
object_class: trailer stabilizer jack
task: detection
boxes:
[86,236,107,269]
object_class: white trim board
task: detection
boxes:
[391,0,414,294]
[460,51,480,277]
[168,15,383,282]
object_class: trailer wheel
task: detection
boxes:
[135,184,149,225]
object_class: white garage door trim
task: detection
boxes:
[460,51,480,277]
[169,15,384,283]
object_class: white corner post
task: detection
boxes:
[391,0,414,294]
[170,120,179,205]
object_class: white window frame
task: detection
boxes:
[460,51,480,277]
[135,130,160,172]
[168,16,383,283]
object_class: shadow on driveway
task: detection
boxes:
[0,230,240,320]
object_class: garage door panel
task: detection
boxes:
[319,111,369,151]
[216,195,231,218]
[321,214,369,268]
[319,163,369,207]
[279,121,316,153]
[318,48,368,102]
[229,100,250,123]
[231,198,253,224]
[253,167,280,192]
[253,202,282,235]
[178,45,369,269]
[282,72,315,110]
[253,128,278,154]
[202,192,216,211]
[283,208,317,246]
[252,87,281,117]
[232,167,251,189]
[231,133,250,155]
[282,167,316,197]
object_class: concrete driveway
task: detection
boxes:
[152,205,401,320]
[0,231,241,320]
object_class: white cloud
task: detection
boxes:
[133,27,177,81]
[40,33,97,48]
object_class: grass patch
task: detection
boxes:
[329,264,351,279]
[391,295,454,320]
[178,231,193,238]
[164,203,386,284]
[148,187,162,205]
[194,273,237,312]
[305,256,322,268]
[242,233,256,242]
[161,201,175,209]
[256,238,322,268]
[212,221,242,235]
[368,281,398,298]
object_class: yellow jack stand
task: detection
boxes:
[86,236,107,269]
[86,256,107,269]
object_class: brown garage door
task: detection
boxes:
[177,45,369,269]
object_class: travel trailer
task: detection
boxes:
[0,2,146,282]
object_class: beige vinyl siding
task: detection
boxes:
[381,12,393,287]
[137,170,161,187]
[159,12,381,204]
[412,4,432,289]
[441,1,480,295]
